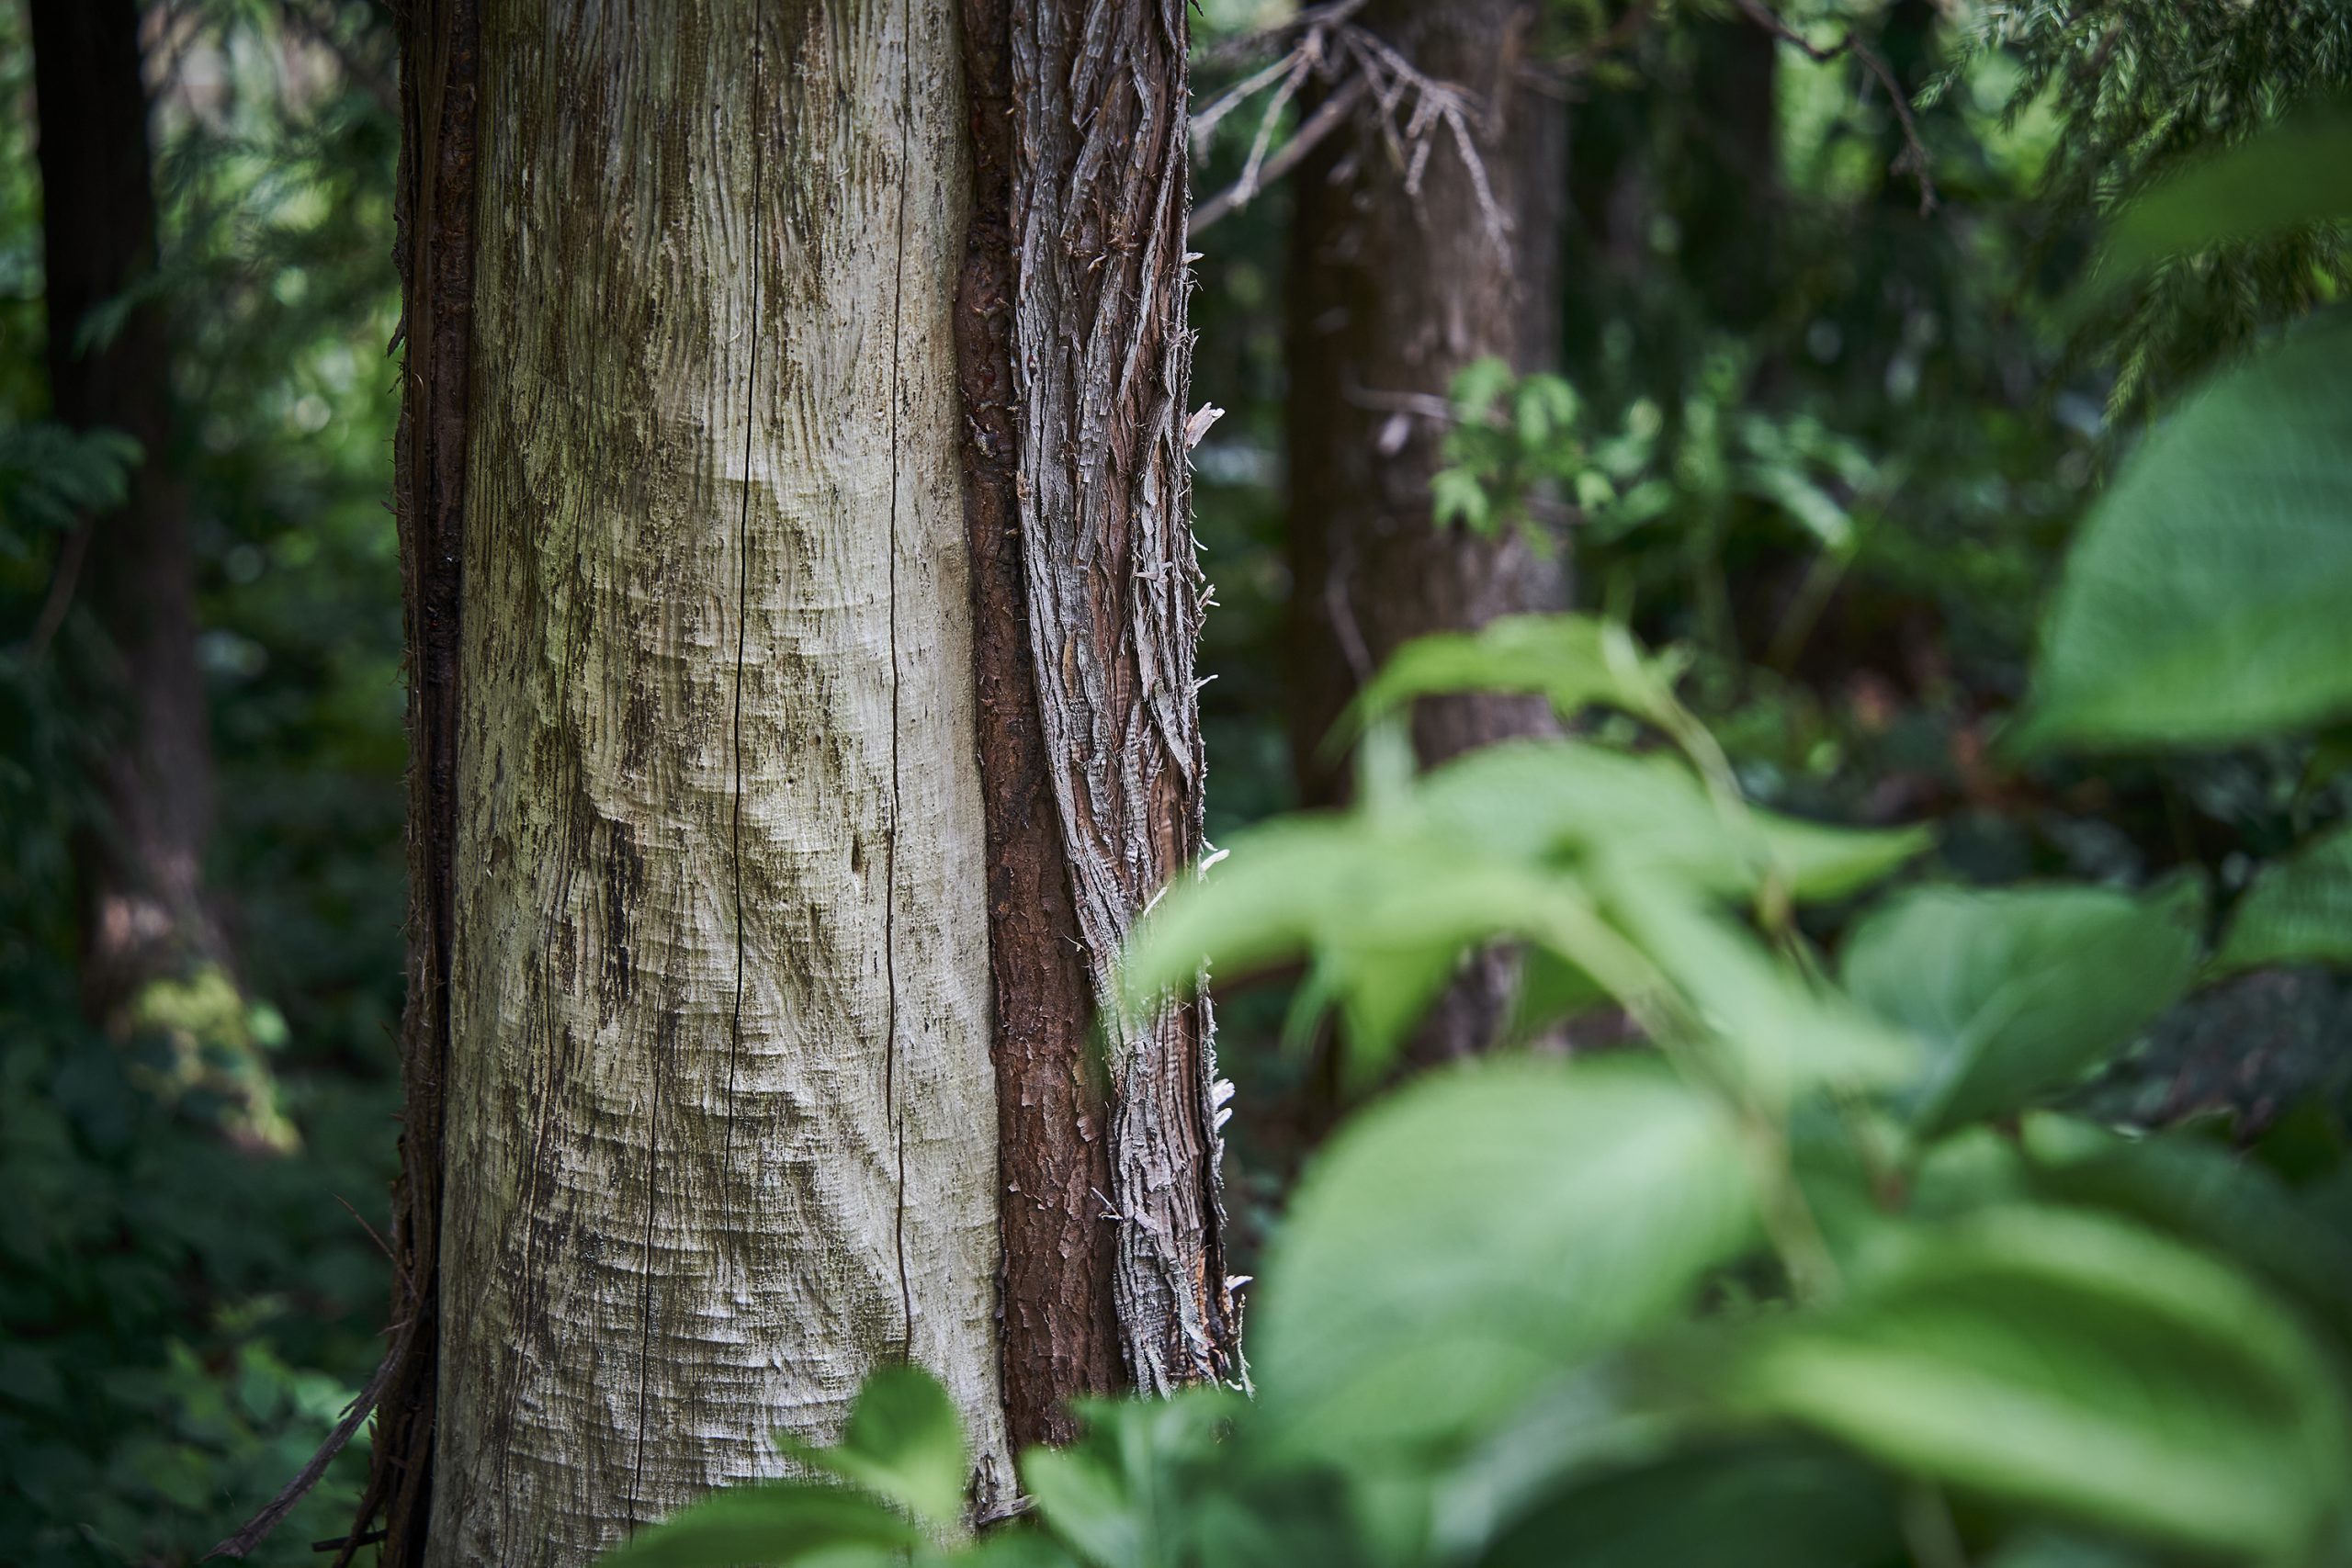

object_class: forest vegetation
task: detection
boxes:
[4,1,2352,1565]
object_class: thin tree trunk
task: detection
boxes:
[30,0,228,1021]
[351,1,1235,1561]
[1284,0,1567,1060]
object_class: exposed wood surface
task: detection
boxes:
[425,4,1009,1562]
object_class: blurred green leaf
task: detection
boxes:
[2015,313,2352,751]
[2020,1112,2352,1341]
[1840,884,2200,1135]
[1254,1058,1755,1458]
[1727,1207,2352,1561]
[775,1363,969,1531]
[1476,1446,1900,1568]
[2098,107,2352,290]
[599,1483,920,1568]
[1334,616,1680,748]
[2214,822,2352,974]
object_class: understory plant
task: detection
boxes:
[605,118,2352,1568]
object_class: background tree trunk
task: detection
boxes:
[30,0,230,1022]
[424,3,1007,1561]
[1284,0,1567,1061]
[363,0,1237,1561]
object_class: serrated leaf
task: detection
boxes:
[1840,884,2200,1135]
[2214,822,2352,974]
[776,1363,968,1530]
[1255,1058,1755,1458]
[1725,1208,2352,1561]
[2015,313,2352,752]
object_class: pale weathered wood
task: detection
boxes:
[426,3,1009,1562]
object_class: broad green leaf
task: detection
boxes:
[1476,1446,1900,1568]
[1334,616,1680,747]
[1839,884,2199,1135]
[2215,822,2352,974]
[1022,1446,1144,1568]
[2021,1112,2352,1341]
[775,1364,968,1530]
[1021,1393,1236,1568]
[1414,740,1929,903]
[1254,1058,1755,1458]
[1602,877,1919,1097]
[1726,1207,2352,1561]
[2098,108,2352,289]
[599,1483,921,1568]
[2015,313,2352,751]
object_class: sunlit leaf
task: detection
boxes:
[1254,1058,1755,1458]
[2214,822,2352,974]
[2015,313,2352,751]
[1726,1208,2352,1560]
[1840,884,2200,1135]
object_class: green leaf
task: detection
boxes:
[599,1483,921,1568]
[1413,740,1929,903]
[775,1364,969,1530]
[1334,616,1681,748]
[2215,822,2352,974]
[1476,1446,1900,1568]
[1602,878,1920,1098]
[2015,313,2352,751]
[1254,1058,1755,1458]
[1726,1207,2352,1561]
[1839,884,2199,1135]
[2098,107,2352,289]
[2020,1112,2352,1342]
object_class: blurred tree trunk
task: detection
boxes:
[356,3,1234,1563]
[1285,0,1567,1061]
[30,0,227,1017]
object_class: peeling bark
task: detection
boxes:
[353,4,1234,1558]
[1285,0,1567,1061]
[958,0,1239,1418]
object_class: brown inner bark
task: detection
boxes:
[364,2,479,1562]
[955,0,1125,1452]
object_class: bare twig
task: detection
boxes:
[23,519,93,661]
[1732,0,1939,216]
[1193,76,1366,234]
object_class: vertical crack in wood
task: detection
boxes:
[884,0,917,1365]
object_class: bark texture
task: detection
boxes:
[366,1,479,1562]
[31,0,229,1021]
[956,0,1239,1435]
[424,4,1009,1562]
[1285,0,1567,1060]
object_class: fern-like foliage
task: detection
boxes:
[1945,0,2352,410]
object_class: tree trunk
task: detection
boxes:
[361,2,1234,1562]
[1284,0,1567,1060]
[30,0,228,1021]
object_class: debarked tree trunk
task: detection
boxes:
[359,2,1236,1564]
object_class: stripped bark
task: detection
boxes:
[1284,0,1567,1061]
[308,4,1236,1560]
[959,0,1239,1416]
[423,2,1007,1561]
